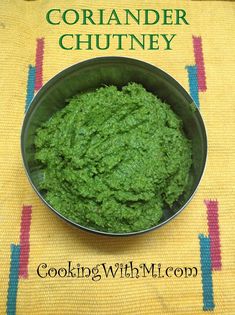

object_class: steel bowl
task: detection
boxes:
[21,57,207,236]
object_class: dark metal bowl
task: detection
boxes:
[21,57,207,236]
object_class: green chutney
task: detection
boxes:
[34,83,192,233]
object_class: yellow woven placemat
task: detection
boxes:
[0,1,234,314]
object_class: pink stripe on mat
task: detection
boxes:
[19,205,32,278]
[204,200,222,271]
[193,36,207,92]
[35,38,45,91]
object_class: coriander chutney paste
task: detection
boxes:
[34,83,192,233]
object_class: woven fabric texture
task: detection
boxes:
[0,1,234,314]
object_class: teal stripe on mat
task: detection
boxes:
[186,65,200,108]
[199,234,215,311]
[7,244,20,315]
[25,65,35,112]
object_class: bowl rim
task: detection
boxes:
[21,56,208,237]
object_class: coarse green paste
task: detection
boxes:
[34,83,192,233]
